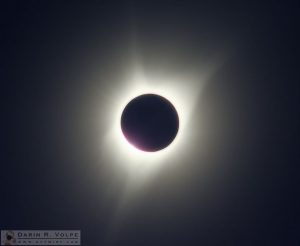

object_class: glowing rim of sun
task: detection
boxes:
[102,68,200,173]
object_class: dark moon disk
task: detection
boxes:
[121,94,179,152]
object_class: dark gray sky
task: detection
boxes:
[1,1,299,245]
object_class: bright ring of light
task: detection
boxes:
[101,68,200,181]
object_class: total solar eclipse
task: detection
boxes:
[121,94,179,152]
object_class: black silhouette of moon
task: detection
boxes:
[121,94,179,152]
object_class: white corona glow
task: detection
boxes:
[101,65,202,184]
